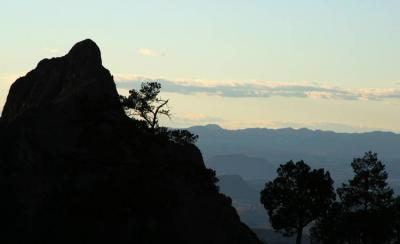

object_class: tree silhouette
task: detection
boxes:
[120,81,170,130]
[120,81,198,145]
[310,202,349,244]
[336,151,395,244]
[260,160,335,244]
[167,129,199,145]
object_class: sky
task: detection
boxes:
[1,0,400,132]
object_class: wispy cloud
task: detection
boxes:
[43,47,60,54]
[271,121,384,133]
[174,113,223,123]
[138,48,165,57]
[114,74,400,101]
[184,120,386,133]
[167,115,387,132]
[157,112,224,129]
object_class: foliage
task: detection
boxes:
[310,202,349,244]
[338,151,394,243]
[312,151,396,244]
[120,82,198,146]
[260,160,335,244]
[120,81,170,130]
[338,151,393,212]
[167,129,199,145]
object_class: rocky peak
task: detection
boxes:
[0,40,261,244]
[1,39,123,122]
[66,39,102,67]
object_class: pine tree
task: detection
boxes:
[337,151,394,244]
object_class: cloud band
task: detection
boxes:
[115,74,400,101]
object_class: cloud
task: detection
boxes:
[156,112,225,129]
[114,74,400,101]
[167,116,387,132]
[185,120,387,133]
[174,113,224,123]
[273,121,384,133]
[43,48,60,54]
[138,48,164,57]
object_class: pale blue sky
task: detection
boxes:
[1,0,400,131]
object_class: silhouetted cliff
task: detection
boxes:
[0,39,261,244]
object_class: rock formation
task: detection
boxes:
[0,39,261,244]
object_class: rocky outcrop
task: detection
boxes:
[2,39,123,123]
[0,39,261,244]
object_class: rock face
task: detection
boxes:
[2,40,123,122]
[0,40,261,244]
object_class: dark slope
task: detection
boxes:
[0,40,261,244]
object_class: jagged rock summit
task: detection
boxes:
[67,38,102,66]
[0,40,261,244]
[2,39,123,122]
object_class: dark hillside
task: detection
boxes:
[0,39,261,244]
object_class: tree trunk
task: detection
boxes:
[296,227,303,244]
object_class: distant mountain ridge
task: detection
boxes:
[196,125,400,241]
[189,124,400,183]
[207,154,276,180]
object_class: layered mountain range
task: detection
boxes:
[190,124,400,184]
